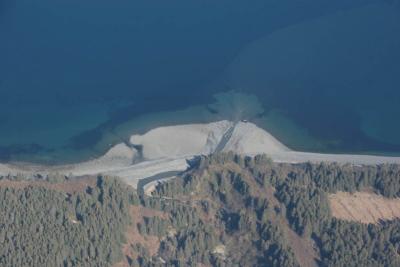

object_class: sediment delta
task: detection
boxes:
[2,121,400,188]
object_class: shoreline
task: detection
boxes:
[2,120,400,188]
[3,91,400,166]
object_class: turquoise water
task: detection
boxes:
[1,0,400,163]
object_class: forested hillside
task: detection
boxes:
[1,154,400,266]
[0,175,136,267]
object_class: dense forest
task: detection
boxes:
[1,153,400,266]
[0,174,137,266]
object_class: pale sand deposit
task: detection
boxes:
[130,121,233,159]
[59,143,138,176]
[2,120,400,187]
[0,143,137,177]
[222,121,290,154]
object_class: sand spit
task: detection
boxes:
[0,143,138,177]
[2,120,400,187]
[59,143,138,176]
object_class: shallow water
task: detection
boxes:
[1,0,400,163]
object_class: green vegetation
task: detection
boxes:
[2,154,400,266]
[0,175,137,267]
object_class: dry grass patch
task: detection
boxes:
[114,206,169,267]
[329,191,400,224]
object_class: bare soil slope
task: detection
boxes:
[329,192,400,224]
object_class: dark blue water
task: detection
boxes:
[1,0,400,163]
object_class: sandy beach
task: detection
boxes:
[2,120,400,188]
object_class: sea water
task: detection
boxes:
[1,0,400,163]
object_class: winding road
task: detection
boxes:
[137,123,237,195]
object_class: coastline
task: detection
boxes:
[3,91,400,165]
[2,120,400,188]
